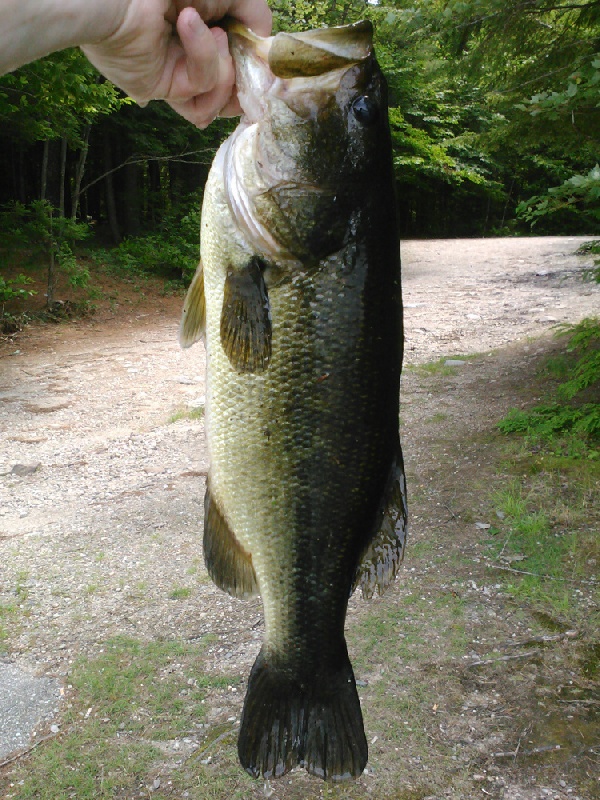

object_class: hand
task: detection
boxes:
[82,0,272,128]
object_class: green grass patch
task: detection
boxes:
[168,587,192,600]
[487,478,599,624]
[426,412,449,424]
[1,636,236,800]
[407,354,475,378]
[167,406,204,424]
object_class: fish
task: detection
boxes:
[179,19,407,782]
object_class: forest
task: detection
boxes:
[0,0,599,313]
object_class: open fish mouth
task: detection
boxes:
[226,20,374,122]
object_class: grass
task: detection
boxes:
[0,572,30,642]
[1,636,236,800]
[491,319,600,627]
[167,406,205,424]
[486,472,599,626]
[168,586,192,600]
[406,354,476,378]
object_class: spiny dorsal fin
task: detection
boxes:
[220,256,272,373]
[204,482,259,599]
[354,447,408,599]
[179,260,206,349]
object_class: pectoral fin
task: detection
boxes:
[354,446,408,599]
[179,261,206,348]
[203,481,259,599]
[220,257,272,373]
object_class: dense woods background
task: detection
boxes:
[1,0,599,311]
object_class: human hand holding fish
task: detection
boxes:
[0,0,272,127]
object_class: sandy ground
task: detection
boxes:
[0,236,598,798]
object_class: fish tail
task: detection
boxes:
[238,644,367,781]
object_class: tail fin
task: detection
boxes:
[238,645,367,781]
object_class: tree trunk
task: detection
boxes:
[72,125,91,221]
[59,136,68,217]
[46,208,56,306]
[123,161,142,236]
[103,136,121,244]
[40,140,49,201]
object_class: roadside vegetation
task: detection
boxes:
[489,317,599,634]
[1,0,599,335]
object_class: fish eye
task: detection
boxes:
[351,95,378,125]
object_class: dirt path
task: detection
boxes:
[0,236,598,799]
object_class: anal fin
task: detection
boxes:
[220,256,271,373]
[204,482,259,599]
[354,445,408,599]
[179,260,206,348]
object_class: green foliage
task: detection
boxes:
[498,318,600,454]
[0,201,91,299]
[0,200,90,254]
[0,49,124,145]
[0,274,35,305]
[576,239,600,283]
[92,195,201,282]
[498,403,600,444]
[517,165,600,229]
[519,54,600,125]
[0,0,598,248]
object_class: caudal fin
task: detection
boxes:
[238,645,367,781]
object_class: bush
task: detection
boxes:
[498,317,600,453]
[92,195,201,283]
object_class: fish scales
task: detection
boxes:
[180,19,407,782]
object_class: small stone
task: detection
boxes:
[444,359,466,366]
[152,778,161,790]
[475,522,491,529]
[50,724,59,733]
[11,463,41,476]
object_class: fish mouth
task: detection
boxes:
[226,21,373,121]
[227,20,373,79]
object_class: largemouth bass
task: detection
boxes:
[180,19,407,782]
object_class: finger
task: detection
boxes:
[169,27,236,127]
[188,0,272,37]
[168,78,233,127]
[173,7,222,95]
